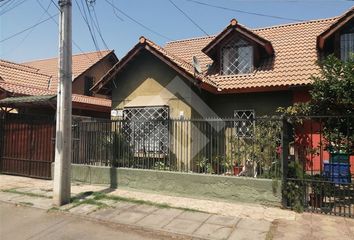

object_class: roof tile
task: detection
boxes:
[164,17,338,90]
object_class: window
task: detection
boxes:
[234,110,255,138]
[221,39,253,75]
[340,33,354,61]
[123,107,169,154]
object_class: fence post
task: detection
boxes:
[0,116,4,173]
[281,116,290,207]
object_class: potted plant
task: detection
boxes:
[233,160,243,175]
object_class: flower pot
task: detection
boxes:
[233,166,243,175]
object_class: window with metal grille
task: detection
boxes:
[340,32,354,61]
[221,38,253,75]
[123,107,169,154]
[234,110,255,138]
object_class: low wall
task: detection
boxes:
[67,164,281,206]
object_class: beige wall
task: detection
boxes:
[111,51,208,170]
[111,51,203,119]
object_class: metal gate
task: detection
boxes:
[0,114,55,179]
[283,116,354,218]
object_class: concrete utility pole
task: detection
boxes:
[53,0,72,206]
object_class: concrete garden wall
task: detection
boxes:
[66,164,281,206]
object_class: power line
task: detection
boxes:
[0,13,59,43]
[85,0,110,50]
[3,0,53,55]
[168,0,209,36]
[36,0,93,62]
[104,0,173,41]
[0,0,29,16]
[110,0,124,21]
[185,0,306,22]
[74,0,101,54]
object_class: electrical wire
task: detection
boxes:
[74,0,101,55]
[111,0,124,21]
[168,0,209,36]
[104,0,173,41]
[35,0,93,62]
[185,0,306,22]
[3,0,53,55]
[0,13,59,43]
[0,0,29,16]
[85,0,110,50]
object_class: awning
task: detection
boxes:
[125,95,168,108]
[0,95,56,108]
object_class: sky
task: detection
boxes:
[0,0,353,63]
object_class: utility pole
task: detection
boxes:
[53,0,72,206]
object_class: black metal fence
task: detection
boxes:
[283,116,354,217]
[72,117,283,178]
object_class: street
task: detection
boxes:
[0,202,169,240]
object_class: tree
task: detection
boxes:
[310,55,354,116]
[278,55,354,153]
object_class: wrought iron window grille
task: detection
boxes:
[221,38,253,75]
[123,107,169,154]
[234,110,255,138]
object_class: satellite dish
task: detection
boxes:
[192,56,202,74]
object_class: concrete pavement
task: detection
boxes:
[1,175,353,240]
[0,202,168,240]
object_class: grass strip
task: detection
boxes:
[2,189,51,199]
[91,191,206,213]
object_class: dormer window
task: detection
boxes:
[340,27,354,61]
[221,38,253,75]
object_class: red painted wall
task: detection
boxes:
[292,90,353,176]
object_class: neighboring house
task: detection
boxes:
[0,50,118,118]
[91,7,354,171]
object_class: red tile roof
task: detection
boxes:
[0,59,52,89]
[95,15,346,94]
[0,81,54,96]
[0,55,112,109]
[164,17,339,91]
[72,94,111,107]
[92,37,219,93]
[23,50,115,91]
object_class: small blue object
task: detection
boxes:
[323,163,351,184]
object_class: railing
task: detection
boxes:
[285,178,354,217]
[283,116,354,217]
[72,117,283,179]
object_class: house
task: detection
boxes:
[0,51,118,179]
[0,50,118,118]
[91,7,354,173]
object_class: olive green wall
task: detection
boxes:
[68,164,281,206]
[207,91,293,118]
[111,50,293,119]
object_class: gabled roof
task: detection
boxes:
[23,50,118,91]
[317,6,354,49]
[165,17,338,92]
[91,37,219,94]
[94,7,352,94]
[202,19,274,59]
[0,57,112,111]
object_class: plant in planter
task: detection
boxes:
[229,117,282,177]
[282,180,304,212]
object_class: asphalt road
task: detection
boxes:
[0,202,170,240]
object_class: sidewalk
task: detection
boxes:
[1,175,353,240]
